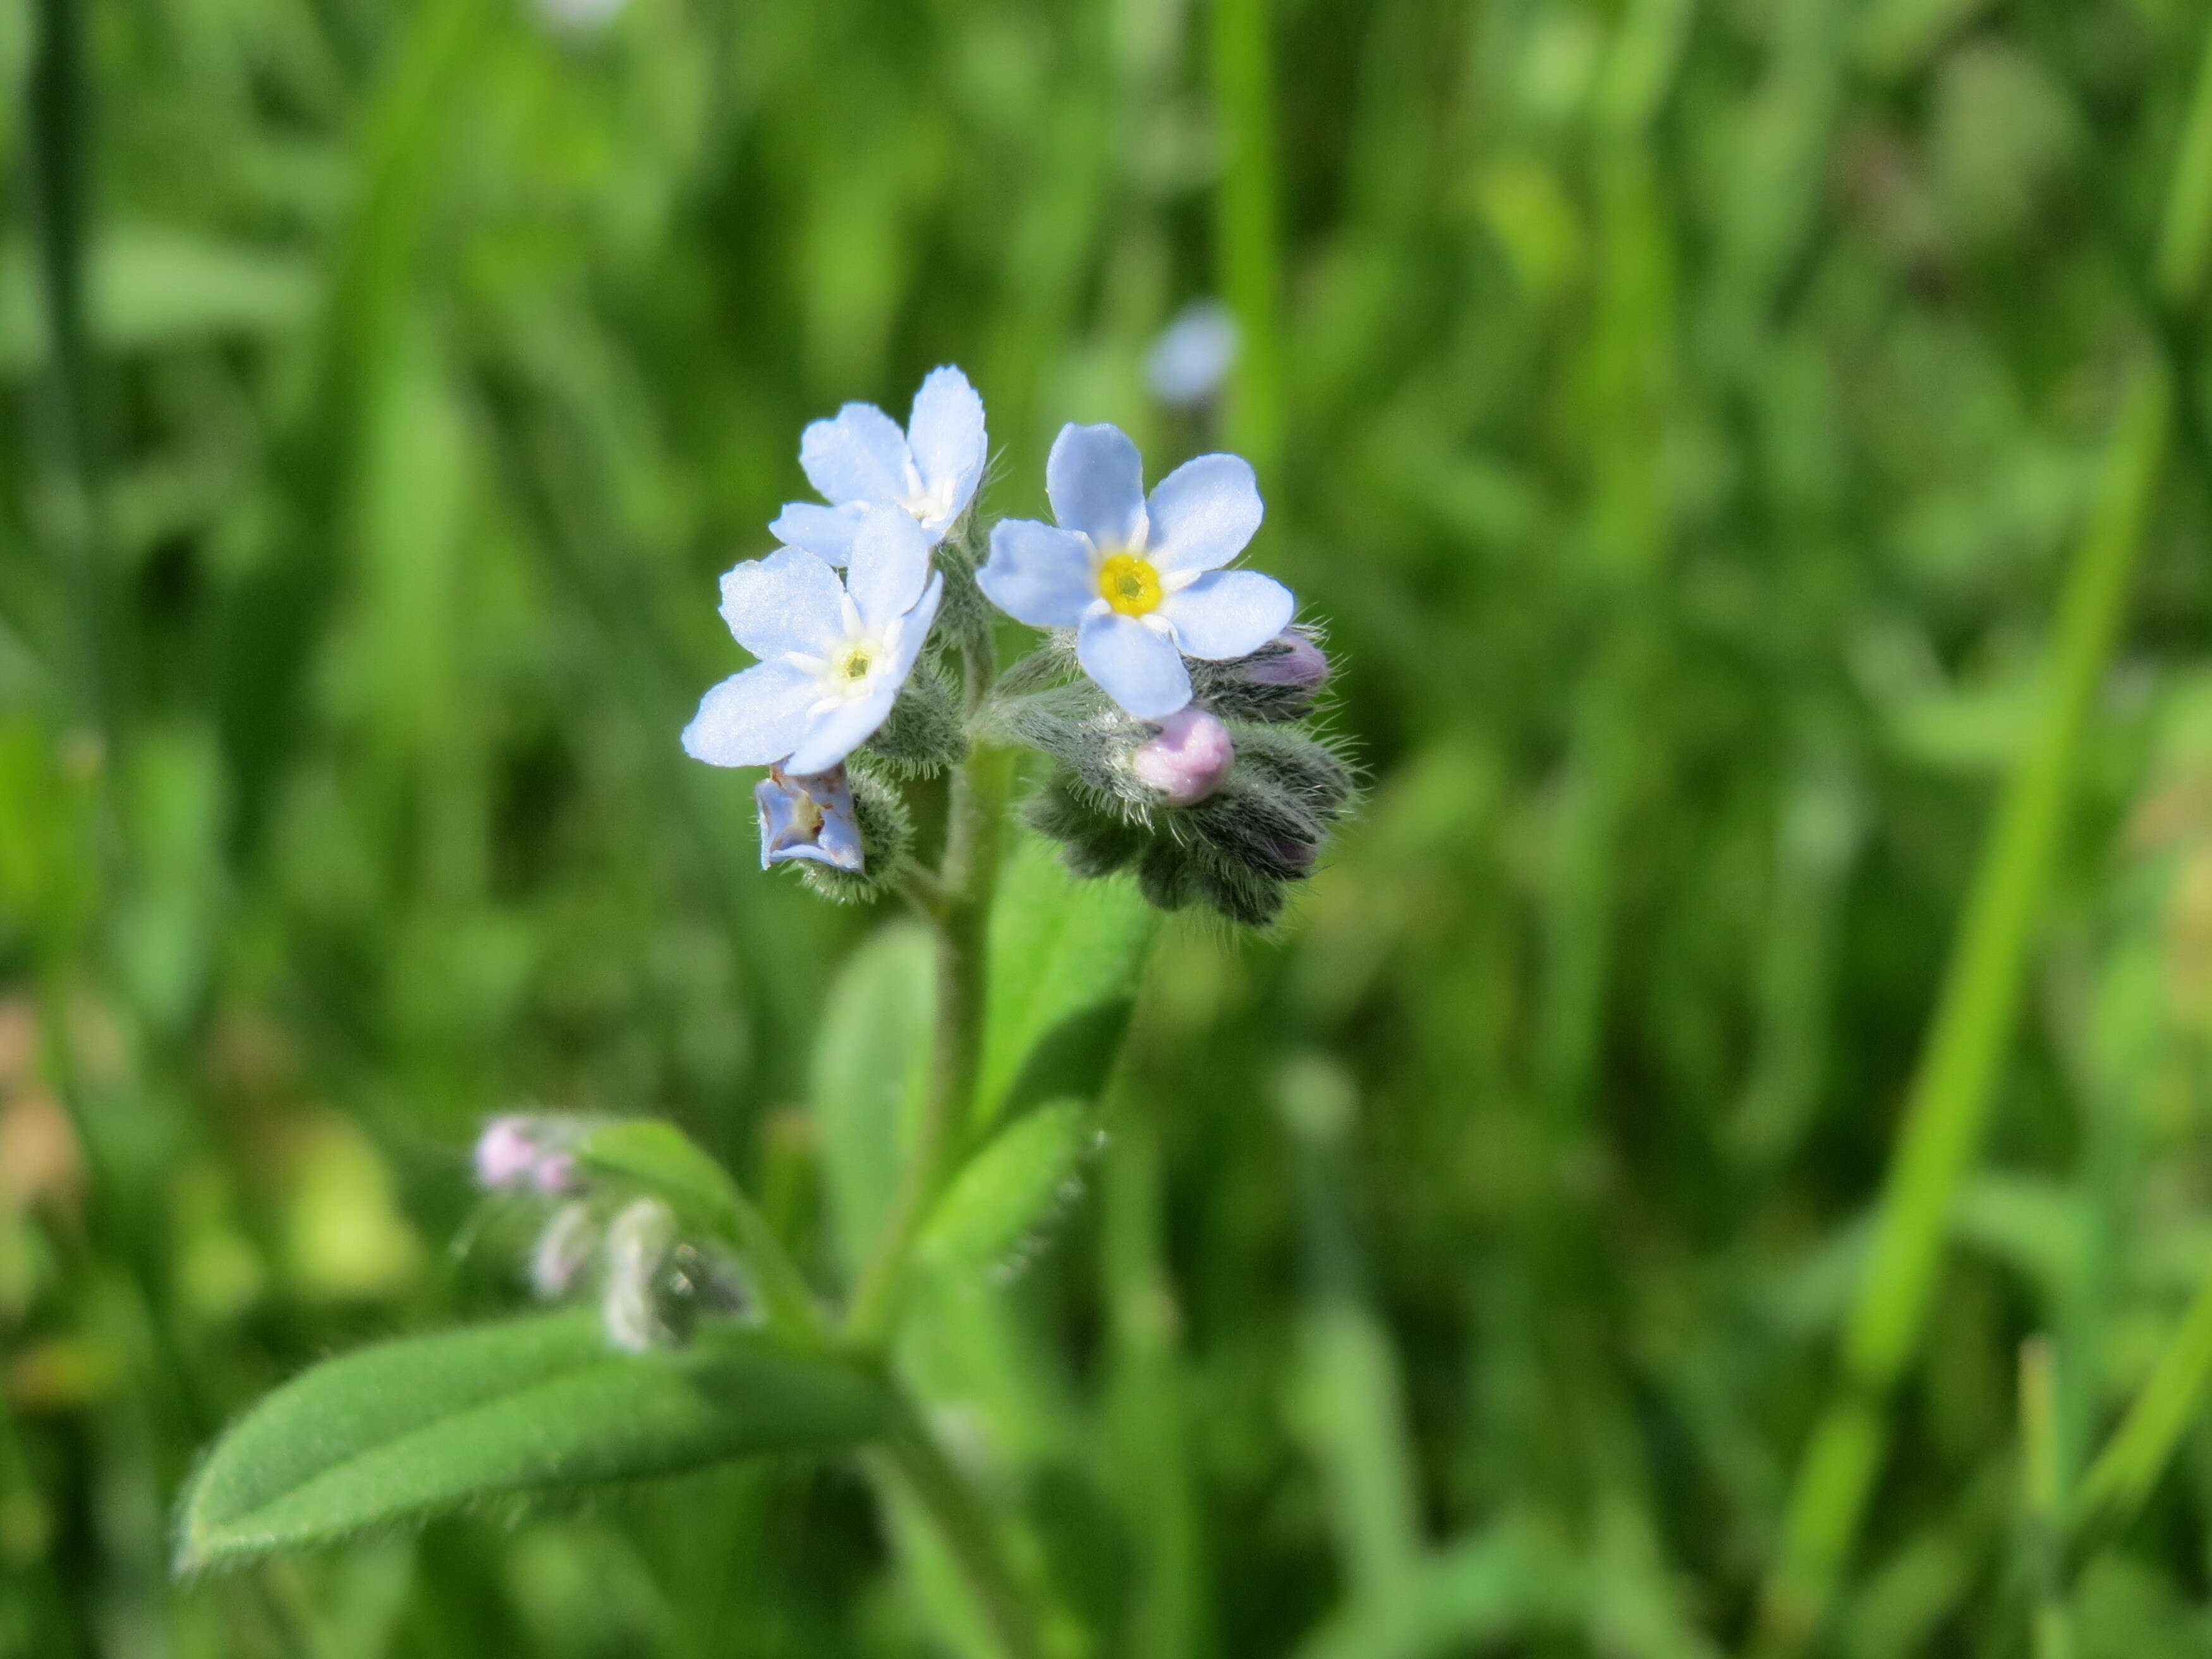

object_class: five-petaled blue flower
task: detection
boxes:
[754,765,865,872]
[683,506,943,777]
[976,423,1292,719]
[769,367,987,566]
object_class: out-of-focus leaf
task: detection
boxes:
[918,1100,1091,1279]
[975,833,1154,1131]
[812,923,933,1274]
[576,1119,747,1238]
[1953,1172,2086,1300]
[176,1310,887,1569]
[0,227,317,370]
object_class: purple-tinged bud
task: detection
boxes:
[1131,708,1236,806]
[475,1115,544,1191]
[531,1201,598,1297]
[756,765,865,872]
[534,1150,580,1194]
[1242,631,1330,691]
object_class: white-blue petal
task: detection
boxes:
[800,401,913,507]
[681,659,818,767]
[978,519,1096,628]
[884,571,945,685]
[1145,453,1264,576]
[906,366,987,531]
[845,506,933,629]
[1159,569,1294,659]
[1047,423,1148,550]
[787,689,898,776]
[769,501,864,565]
[1077,612,1190,719]
[718,547,846,660]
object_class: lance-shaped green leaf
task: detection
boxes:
[918,1100,1094,1279]
[811,923,934,1275]
[975,834,1155,1132]
[574,1119,823,1339]
[176,1310,887,1571]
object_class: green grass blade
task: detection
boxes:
[1757,349,2172,1655]
[1212,0,1285,480]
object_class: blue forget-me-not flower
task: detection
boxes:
[977,423,1292,719]
[682,506,944,777]
[769,367,987,565]
[1146,300,1239,408]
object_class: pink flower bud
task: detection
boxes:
[1131,708,1236,806]
[474,1115,542,1190]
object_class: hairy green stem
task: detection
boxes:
[880,1386,1048,1659]
[847,623,1011,1344]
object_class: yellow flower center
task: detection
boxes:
[1097,553,1162,617]
[832,641,877,686]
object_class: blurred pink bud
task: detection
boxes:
[534,1150,580,1194]
[1132,708,1236,806]
[474,1116,542,1190]
[1243,631,1330,690]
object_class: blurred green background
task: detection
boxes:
[9,0,2212,1652]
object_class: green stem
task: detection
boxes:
[880,1386,1048,1659]
[846,630,1011,1345]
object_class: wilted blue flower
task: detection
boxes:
[683,507,944,777]
[1146,300,1239,408]
[769,366,987,564]
[755,765,865,872]
[977,423,1292,719]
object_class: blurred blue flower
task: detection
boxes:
[683,507,944,775]
[770,366,987,564]
[754,765,865,872]
[1146,300,1239,407]
[977,423,1292,719]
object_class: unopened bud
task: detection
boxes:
[1243,631,1330,691]
[474,1115,540,1189]
[531,1201,598,1298]
[1131,708,1236,806]
[602,1197,679,1352]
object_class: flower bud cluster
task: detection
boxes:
[471,1114,751,1349]
[995,631,1354,926]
